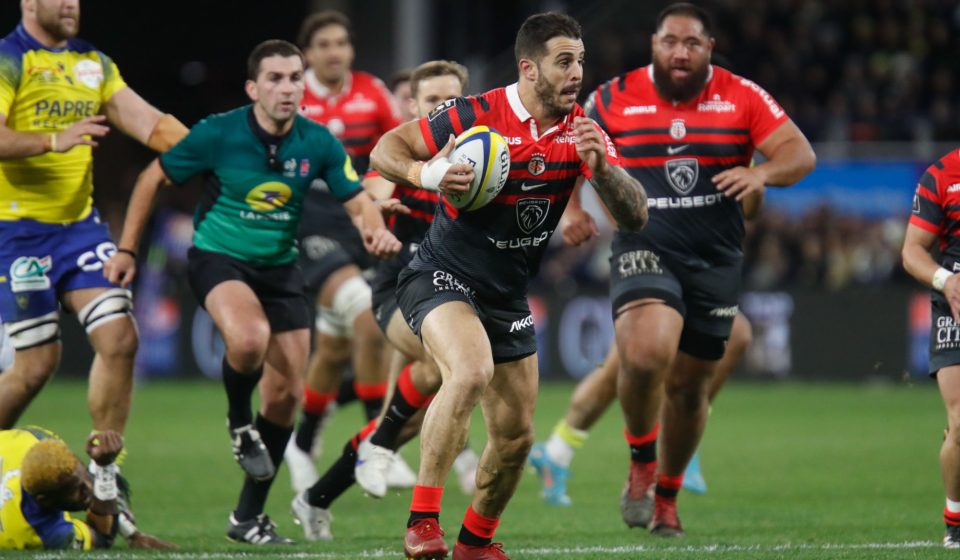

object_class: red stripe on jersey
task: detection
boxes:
[492,192,574,205]
[395,185,441,203]
[910,214,941,235]
[615,132,751,144]
[916,186,940,204]
[621,155,751,167]
[407,207,435,223]
[419,118,439,153]
[441,196,459,219]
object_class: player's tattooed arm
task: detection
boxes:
[590,166,648,232]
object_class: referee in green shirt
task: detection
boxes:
[104,40,399,544]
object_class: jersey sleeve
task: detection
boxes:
[417,96,483,153]
[321,137,363,202]
[98,51,127,102]
[21,493,93,550]
[0,41,22,117]
[158,118,218,185]
[738,77,789,146]
[910,167,943,235]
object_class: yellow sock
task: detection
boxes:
[554,419,588,449]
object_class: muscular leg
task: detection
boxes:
[939,367,960,505]
[416,303,492,488]
[0,342,60,428]
[708,312,751,404]
[566,344,620,430]
[62,287,139,433]
[469,354,538,518]
[233,328,308,522]
[617,301,683,440]
[658,353,717,479]
[352,308,389,420]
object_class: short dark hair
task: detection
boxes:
[656,3,713,37]
[409,60,469,98]
[247,40,304,80]
[298,10,352,49]
[514,12,582,64]
[389,69,412,92]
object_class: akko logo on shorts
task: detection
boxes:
[77,242,117,272]
[9,256,52,293]
[432,270,473,298]
[528,153,546,176]
[664,158,700,195]
[509,314,534,333]
[669,118,687,140]
[517,198,551,234]
[73,59,104,89]
[709,305,740,318]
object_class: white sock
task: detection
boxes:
[947,498,960,514]
[544,434,575,468]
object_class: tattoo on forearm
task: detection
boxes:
[591,167,648,231]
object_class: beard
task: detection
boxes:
[534,69,578,121]
[652,59,709,103]
[38,12,79,42]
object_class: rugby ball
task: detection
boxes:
[446,126,511,210]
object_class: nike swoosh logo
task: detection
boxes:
[521,182,548,191]
[667,144,689,155]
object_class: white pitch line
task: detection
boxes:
[26,540,941,559]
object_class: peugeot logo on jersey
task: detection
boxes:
[664,158,700,195]
[517,198,551,234]
[245,182,292,211]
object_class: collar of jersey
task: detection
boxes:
[16,23,73,53]
[246,106,294,146]
[306,68,353,102]
[505,83,570,141]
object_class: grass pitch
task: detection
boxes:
[14,377,957,559]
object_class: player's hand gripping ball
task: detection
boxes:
[446,126,511,210]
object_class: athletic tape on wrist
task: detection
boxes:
[419,158,452,192]
[92,463,118,501]
[934,267,953,292]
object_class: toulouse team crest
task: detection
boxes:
[528,153,546,176]
[664,158,699,195]
[669,118,686,140]
[517,198,551,234]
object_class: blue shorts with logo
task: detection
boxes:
[0,211,118,324]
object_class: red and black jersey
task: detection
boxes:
[911,149,960,267]
[300,70,402,174]
[298,70,402,260]
[369,169,439,244]
[411,83,620,299]
[589,65,788,266]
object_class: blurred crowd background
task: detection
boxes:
[1,0,953,378]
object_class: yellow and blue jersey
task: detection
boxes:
[0,428,92,550]
[0,24,127,224]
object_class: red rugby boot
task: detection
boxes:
[404,519,449,559]
[453,541,510,559]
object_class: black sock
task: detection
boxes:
[369,388,421,450]
[361,396,384,422]
[458,526,491,547]
[294,412,323,453]
[335,378,357,406]
[629,441,657,464]
[222,358,262,430]
[233,414,291,521]
[407,511,439,528]
[306,440,357,509]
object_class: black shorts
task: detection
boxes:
[609,241,741,349]
[187,247,311,333]
[930,292,960,376]
[395,266,536,364]
[370,244,419,334]
[298,235,361,294]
